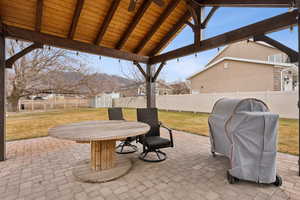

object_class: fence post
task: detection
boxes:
[54,96,56,109]
[18,100,21,112]
[51,98,54,109]
[31,100,34,111]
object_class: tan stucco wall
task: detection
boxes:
[208,41,285,65]
[190,60,276,93]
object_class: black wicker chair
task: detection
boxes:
[137,108,174,162]
[108,107,138,154]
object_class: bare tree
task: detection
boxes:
[6,40,89,112]
[119,61,145,83]
[170,81,191,94]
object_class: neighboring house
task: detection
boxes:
[187,40,298,94]
[117,81,173,97]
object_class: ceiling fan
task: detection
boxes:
[128,0,165,12]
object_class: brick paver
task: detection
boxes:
[0,130,299,200]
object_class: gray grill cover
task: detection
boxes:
[208,98,279,184]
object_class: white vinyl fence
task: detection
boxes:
[18,98,89,111]
[114,91,298,119]
[90,95,113,108]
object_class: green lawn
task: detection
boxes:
[6,108,299,155]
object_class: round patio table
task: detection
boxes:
[49,120,150,183]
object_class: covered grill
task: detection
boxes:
[208,98,282,186]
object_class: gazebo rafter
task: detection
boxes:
[68,0,85,39]
[149,11,192,56]
[116,0,152,50]
[133,0,181,54]
[35,0,44,32]
[94,0,121,45]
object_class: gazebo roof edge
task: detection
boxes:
[0,23,149,64]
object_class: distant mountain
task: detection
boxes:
[35,71,135,96]
[59,72,135,95]
[85,73,135,93]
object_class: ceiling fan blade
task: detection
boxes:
[152,0,165,7]
[128,0,136,12]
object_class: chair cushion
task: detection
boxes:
[144,136,171,149]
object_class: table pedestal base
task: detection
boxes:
[91,140,116,170]
[72,156,132,183]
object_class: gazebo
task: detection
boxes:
[0,0,299,175]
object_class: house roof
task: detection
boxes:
[187,56,296,80]
[205,40,277,66]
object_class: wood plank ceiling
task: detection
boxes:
[0,0,188,56]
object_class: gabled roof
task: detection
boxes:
[205,40,277,66]
[187,57,296,80]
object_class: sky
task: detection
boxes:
[81,7,298,83]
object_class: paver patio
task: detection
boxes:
[0,130,299,200]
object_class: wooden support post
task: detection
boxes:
[0,34,6,161]
[298,9,300,176]
[187,2,202,46]
[146,65,156,108]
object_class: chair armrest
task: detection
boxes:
[159,122,174,147]
[159,121,172,131]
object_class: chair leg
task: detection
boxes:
[139,148,167,162]
[116,141,138,154]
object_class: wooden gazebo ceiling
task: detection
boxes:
[0,0,296,64]
[1,0,188,57]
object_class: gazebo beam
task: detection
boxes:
[152,62,166,82]
[6,43,43,68]
[94,0,121,45]
[133,61,147,78]
[0,34,5,161]
[116,0,152,50]
[192,0,293,7]
[149,10,298,64]
[0,24,149,63]
[68,0,85,39]
[254,35,298,62]
[134,0,180,54]
[35,0,44,32]
[201,7,219,29]
[150,11,191,56]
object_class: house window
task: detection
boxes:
[268,53,289,63]
[224,62,229,69]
